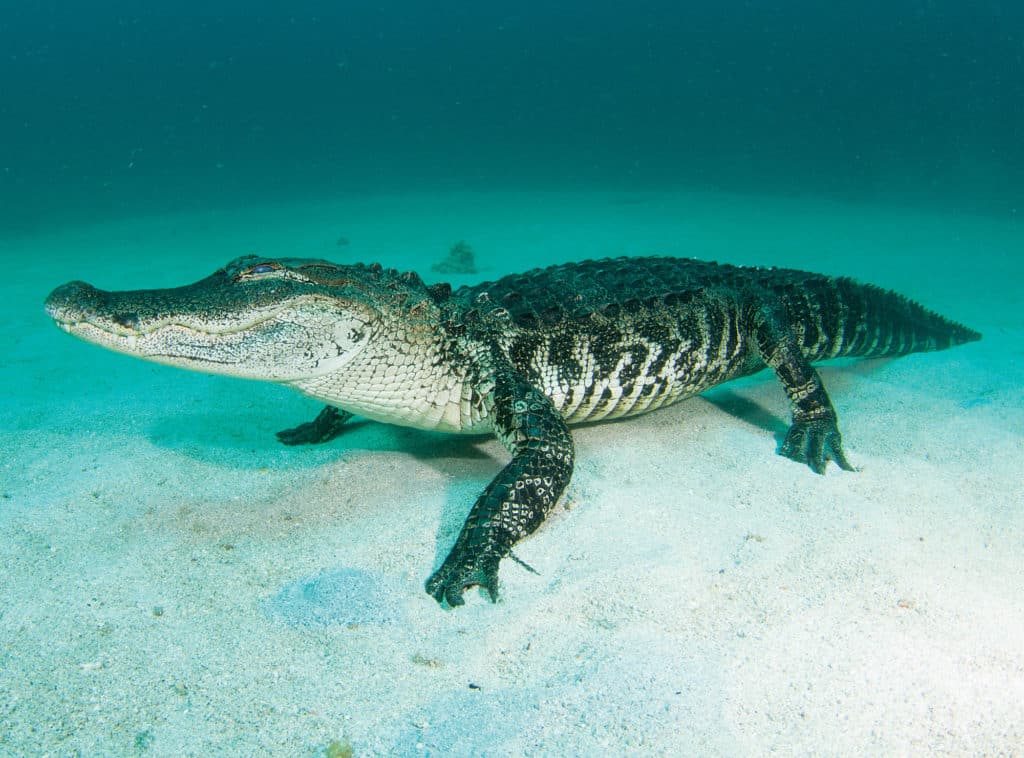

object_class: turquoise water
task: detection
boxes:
[2,3,1023,756]
[2,1,1021,237]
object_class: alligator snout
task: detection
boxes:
[44,281,105,324]
[45,281,146,333]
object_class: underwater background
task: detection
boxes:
[2,0,1022,235]
[1,2,1022,756]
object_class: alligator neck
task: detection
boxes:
[288,331,484,433]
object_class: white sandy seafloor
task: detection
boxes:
[1,189,1022,756]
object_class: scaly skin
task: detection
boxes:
[45,255,981,607]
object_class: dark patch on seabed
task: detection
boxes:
[265,568,402,627]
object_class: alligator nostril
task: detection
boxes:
[112,311,140,329]
[45,281,103,319]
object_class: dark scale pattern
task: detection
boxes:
[418,257,980,604]
[425,370,574,606]
[46,254,982,608]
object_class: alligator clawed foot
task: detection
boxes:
[780,418,855,474]
[425,552,501,608]
[276,406,353,446]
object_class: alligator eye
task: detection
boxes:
[238,262,281,279]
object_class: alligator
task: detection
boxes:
[45,255,981,607]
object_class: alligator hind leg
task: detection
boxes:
[276,405,353,445]
[426,369,575,607]
[748,292,855,474]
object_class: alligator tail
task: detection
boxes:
[776,277,981,362]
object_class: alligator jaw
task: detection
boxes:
[46,281,278,340]
[44,278,374,382]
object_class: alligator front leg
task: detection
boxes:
[748,292,855,474]
[276,405,353,445]
[426,371,575,607]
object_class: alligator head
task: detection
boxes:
[44,255,442,384]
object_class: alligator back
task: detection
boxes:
[457,256,980,361]
[444,257,980,425]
